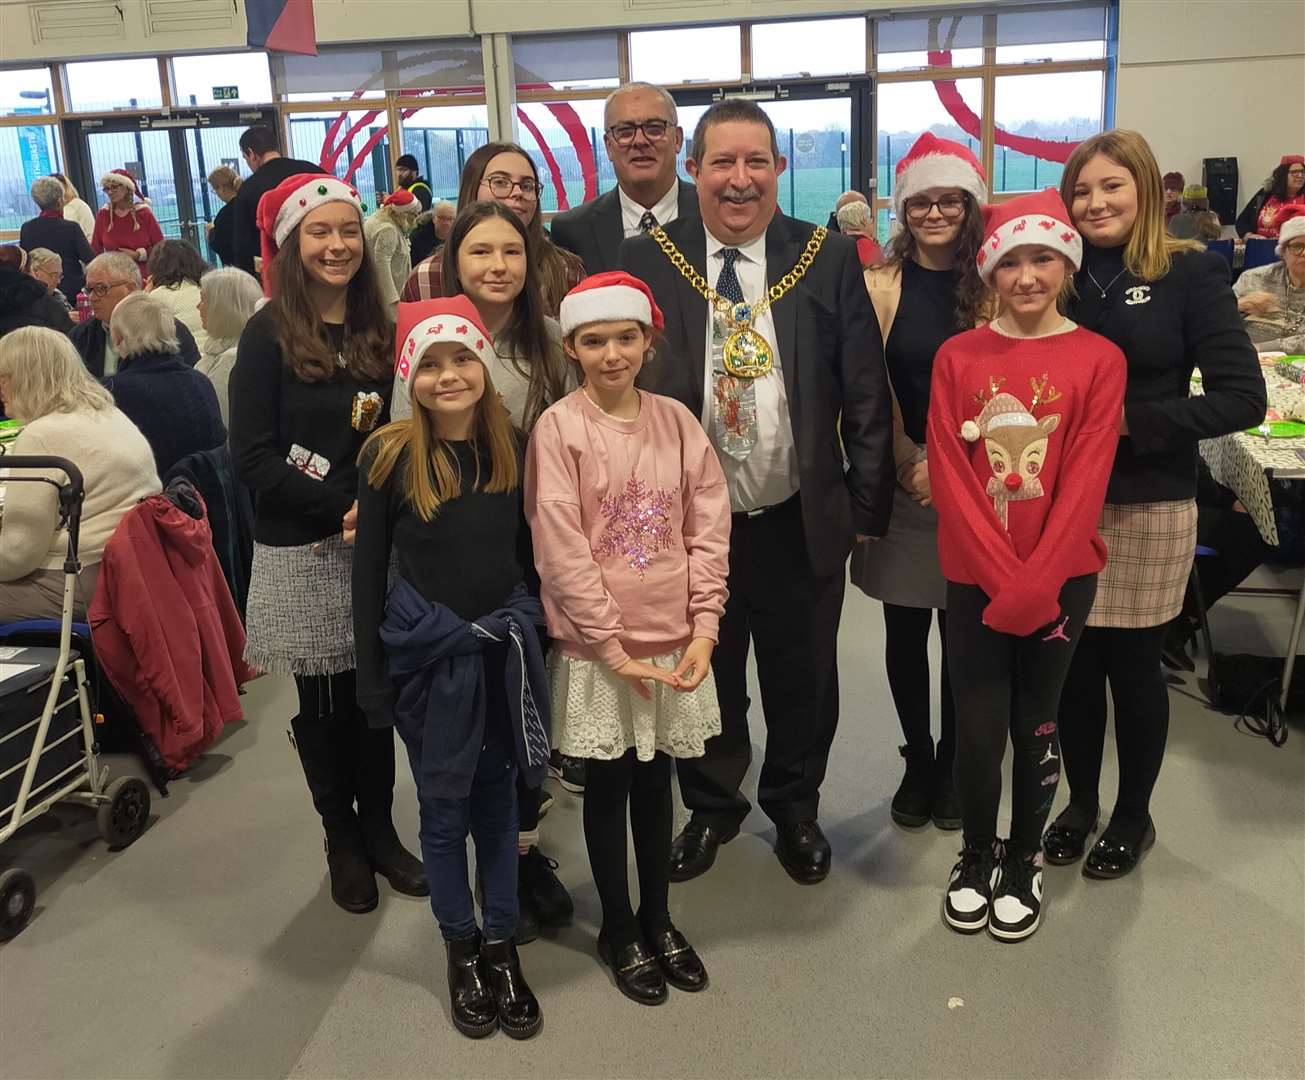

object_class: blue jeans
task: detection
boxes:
[399,732,519,943]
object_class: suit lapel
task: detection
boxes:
[676,179,700,224]
[765,216,800,404]
[594,189,623,271]
[666,218,708,415]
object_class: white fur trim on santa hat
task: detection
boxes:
[1276,213,1305,256]
[100,169,138,195]
[976,214,1082,284]
[559,283,653,337]
[893,154,986,217]
[395,314,497,396]
[273,177,363,248]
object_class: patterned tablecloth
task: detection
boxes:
[1197,358,1305,547]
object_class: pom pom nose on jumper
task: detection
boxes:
[1004,472,1024,492]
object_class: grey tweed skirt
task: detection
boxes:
[244,533,356,676]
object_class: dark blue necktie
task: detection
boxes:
[717,247,744,304]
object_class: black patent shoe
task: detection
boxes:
[774,821,831,884]
[324,828,379,914]
[1043,807,1099,866]
[890,744,934,827]
[598,934,668,1006]
[361,820,429,897]
[480,939,542,1039]
[1083,817,1156,880]
[669,819,737,883]
[648,926,708,992]
[445,934,497,1039]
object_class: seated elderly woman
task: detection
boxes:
[195,266,262,426]
[834,194,885,268]
[27,248,72,311]
[1233,208,1305,355]
[146,239,209,353]
[0,327,161,621]
[105,290,226,476]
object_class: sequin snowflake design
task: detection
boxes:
[596,475,676,577]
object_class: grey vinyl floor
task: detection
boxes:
[1,579,1302,1080]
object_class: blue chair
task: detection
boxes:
[1206,239,1234,268]
[1242,238,1279,270]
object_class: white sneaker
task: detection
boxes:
[943,845,1000,933]
[989,851,1043,942]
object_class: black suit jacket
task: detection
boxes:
[551,179,699,276]
[618,213,894,576]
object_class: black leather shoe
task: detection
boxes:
[1043,807,1100,865]
[891,744,934,827]
[323,828,379,914]
[774,821,831,884]
[445,934,497,1039]
[480,939,542,1039]
[361,820,429,897]
[669,820,737,883]
[1083,817,1156,879]
[648,926,708,992]
[598,934,668,1006]
[519,846,574,928]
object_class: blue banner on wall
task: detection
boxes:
[13,107,52,187]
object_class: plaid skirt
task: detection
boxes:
[244,534,356,676]
[1087,499,1197,629]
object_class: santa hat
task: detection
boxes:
[1280,155,1304,167]
[394,296,497,402]
[892,132,987,219]
[100,168,138,195]
[255,173,363,294]
[382,189,421,214]
[1275,205,1305,256]
[975,188,1082,284]
[558,271,664,337]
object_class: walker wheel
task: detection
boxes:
[0,868,36,941]
[1265,697,1288,747]
[97,776,150,848]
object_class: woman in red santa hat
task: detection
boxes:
[525,272,731,1003]
[364,188,423,315]
[926,189,1126,941]
[228,173,426,916]
[851,132,993,834]
[92,168,163,273]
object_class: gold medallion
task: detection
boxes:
[723,326,773,378]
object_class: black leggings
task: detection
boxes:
[1056,623,1169,837]
[946,575,1098,854]
[582,750,673,950]
[882,604,954,761]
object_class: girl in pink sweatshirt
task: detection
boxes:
[525,272,730,1007]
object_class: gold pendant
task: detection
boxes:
[723,327,773,378]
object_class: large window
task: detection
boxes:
[876,13,985,73]
[516,99,612,214]
[751,19,867,80]
[64,58,162,112]
[0,67,55,117]
[0,125,62,231]
[629,25,743,85]
[513,32,620,92]
[399,105,490,198]
[172,52,273,107]
[288,110,391,210]
[992,70,1104,193]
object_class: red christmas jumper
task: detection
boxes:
[926,324,1127,637]
[91,204,164,273]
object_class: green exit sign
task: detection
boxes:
[212,85,240,101]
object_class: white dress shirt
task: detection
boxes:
[701,226,799,513]
[618,182,681,240]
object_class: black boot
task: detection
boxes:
[519,846,574,928]
[890,743,934,827]
[931,746,962,830]
[446,933,497,1039]
[355,722,428,897]
[290,714,378,914]
[481,938,542,1039]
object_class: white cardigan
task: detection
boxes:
[0,407,161,578]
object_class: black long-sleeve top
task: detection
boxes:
[1069,244,1265,505]
[885,259,963,444]
[229,304,391,546]
[352,438,531,723]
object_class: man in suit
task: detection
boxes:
[618,100,894,885]
[550,81,698,276]
[230,125,325,276]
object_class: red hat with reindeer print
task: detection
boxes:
[976,187,1082,285]
[394,296,498,402]
[255,173,364,295]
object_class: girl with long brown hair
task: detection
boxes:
[229,174,426,916]
[1044,130,1265,880]
[850,134,992,832]
[352,296,547,1041]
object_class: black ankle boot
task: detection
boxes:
[891,743,934,827]
[353,720,428,896]
[361,818,428,897]
[481,939,542,1039]
[324,825,378,913]
[446,933,497,1039]
[931,751,962,830]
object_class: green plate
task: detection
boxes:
[1248,420,1305,438]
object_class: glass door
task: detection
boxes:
[670,80,870,227]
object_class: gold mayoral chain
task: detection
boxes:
[650,224,826,379]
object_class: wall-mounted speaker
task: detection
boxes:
[1203,157,1239,226]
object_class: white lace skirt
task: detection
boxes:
[549,648,722,762]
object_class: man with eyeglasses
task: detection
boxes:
[70,252,198,379]
[550,82,699,276]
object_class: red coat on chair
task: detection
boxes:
[89,494,254,772]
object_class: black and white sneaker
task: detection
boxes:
[988,850,1043,942]
[943,845,1000,934]
[548,750,585,794]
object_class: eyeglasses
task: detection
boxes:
[903,194,968,222]
[607,120,672,147]
[482,173,543,199]
[1285,241,1305,257]
[86,281,132,298]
